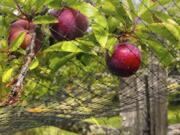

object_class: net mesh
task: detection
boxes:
[0,0,179,134]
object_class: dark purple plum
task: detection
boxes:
[106,43,141,77]
[49,8,88,41]
[8,19,42,53]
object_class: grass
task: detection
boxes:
[85,116,121,128]
[168,105,180,124]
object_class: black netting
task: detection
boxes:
[0,0,179,135]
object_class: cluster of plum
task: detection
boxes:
[8,7,141,77]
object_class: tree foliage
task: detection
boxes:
[0,0,179,106]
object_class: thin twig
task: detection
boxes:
[13,0,29,19]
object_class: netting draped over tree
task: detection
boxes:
[0,0,179,135]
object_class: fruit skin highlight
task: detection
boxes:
[8,19,42,53]
[106,43,141,77]
[49,7,88,41]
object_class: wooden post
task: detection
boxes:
[119,75,146,135]
[119,57,168,135]
[148,61,168,135]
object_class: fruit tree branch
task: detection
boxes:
[1,33,36,106]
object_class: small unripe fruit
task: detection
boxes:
[8,19,42,53]
[106,43,141,77]
[49,7,88,41]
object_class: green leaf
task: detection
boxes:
[143,39,174,67]
[62,0,77,6]
[10,32,26,52]
[141,11,154,23]
[138,0,154,16]
[0,0,16,8]
[152,11,172,22]
[48,0,62,9]
[0,39,8,48]
[107,17,120,33]
[100,0,132,27]
[140,43,149,66]
[177,42,180,50]
[49,53,77,71]
[2,67,15,83]
[24,0,53,13]
[92,20,108,48]
[116,2,132,28]
[77,53,94,66]
[44,35,97,55]
[34,0,53,11]
[23,0,36,12]
[92,13,108,48]
[138,0,173,23]
[122,0,136,20]
[158,0,172,5]
[70,2,98,18]
[0,16,9,38]
[138,0,158,23]
[127,0,135,13]
[0,65,3,75]
[71,2,109,48]
[101,0,117,15]
[44,41,83,53]
[138,23,179,44]
[106,35,118,52]
[33,15,58,24]
[168,7,180,21]
[0,53,8,63]
[30,58,39,70]
[162,23,180,42]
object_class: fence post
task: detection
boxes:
[147,59,168,135]
[119,57,168,135]
[119,75,146,135]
